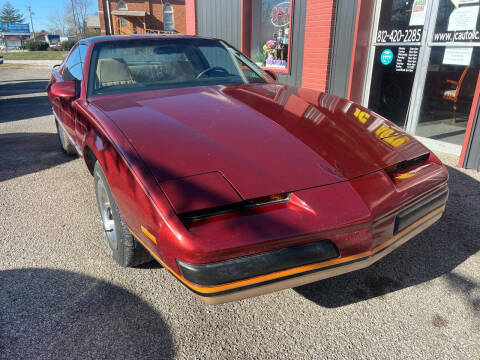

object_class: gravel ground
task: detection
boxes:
[0,66,479,360]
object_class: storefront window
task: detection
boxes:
[432,0,480,43]
[364,0,480,154]
[415,0,480,146]
[251,0,292,71]
[414,0,480,146]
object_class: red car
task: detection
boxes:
[47,35,448,304]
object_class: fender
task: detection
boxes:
[76,102,192,274]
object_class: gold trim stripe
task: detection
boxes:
[129,205,445,295]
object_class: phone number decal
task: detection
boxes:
[376,29,422,43]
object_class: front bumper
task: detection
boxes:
[131,188,447,304]
[194,203,445,304]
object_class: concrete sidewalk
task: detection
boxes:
[3,59,60,68]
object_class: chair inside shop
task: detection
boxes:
[443,66,469,125]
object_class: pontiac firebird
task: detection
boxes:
[47,36,449,304]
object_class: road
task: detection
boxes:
[0,65,479,360]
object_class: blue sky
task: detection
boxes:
[4,0,97,31]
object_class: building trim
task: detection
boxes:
[185,0,196,35]
[347,0,362,99]
[459,73,480,167]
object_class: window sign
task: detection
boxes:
[443,47,474,65]
[260,0,291,70]
[409,0,428,26]
[451,0,480,7]
[448,6,479,31]
[395,46,419,72]
[433,0,480,42]
[376,0,427,43]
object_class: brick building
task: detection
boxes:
[184,0,480,170]
[97,0,186,35]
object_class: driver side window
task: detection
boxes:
[230,50,266,84]
[63,46,83,82]
[200,46,236,75]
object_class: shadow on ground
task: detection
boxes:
[0,79,49,96]
[0,268,175,359]
[0,79,51,122]
[0,96,52,123]
[0,132,75,181]
[295,165,480,310]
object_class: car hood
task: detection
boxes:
[91,84,428,201]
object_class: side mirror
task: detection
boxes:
[50,81,76,100]
[264,69,278,81]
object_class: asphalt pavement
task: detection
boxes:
[0,64,479,360]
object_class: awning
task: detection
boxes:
[111,10,147,17]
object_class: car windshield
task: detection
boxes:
[88,38,268,97]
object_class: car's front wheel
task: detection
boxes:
[93,161,152,267]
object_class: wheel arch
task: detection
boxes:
[81,122,187,274]
[82,126,115,179]
[83,145,97,175]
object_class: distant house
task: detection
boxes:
[31,32,61,46]
[87,13,101,35]
[31,31,49,41]
[96,0,186,35]
[45,34,61,46]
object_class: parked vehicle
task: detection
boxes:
[47,35,449,304]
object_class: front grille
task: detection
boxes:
[394,190,448,234]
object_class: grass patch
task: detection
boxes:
[1,51,68,61]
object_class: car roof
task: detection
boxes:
[79,34,217,46]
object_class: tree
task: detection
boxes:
[48,11,70,36]
[67,0,92,38]
[48,0,92,38]
[0,2,25,23]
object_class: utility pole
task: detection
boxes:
[27,6,35,39]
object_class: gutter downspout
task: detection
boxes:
[106,0,113,35]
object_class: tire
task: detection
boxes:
[93,161,152,267]
[55,119,77,156]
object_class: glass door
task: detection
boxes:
[365,0,432,128]
[411,0,480,151]
[364,0,480,155]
